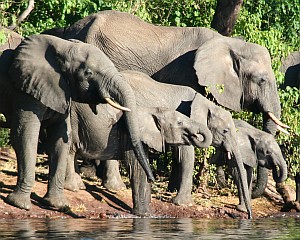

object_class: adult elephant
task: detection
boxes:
[210,119,287,212]
[3,34,154,210]
[280,50,300,90]
[65,70,253,218]
[62,101,212,216]
[43,10,286,134]
[43,10,288,215]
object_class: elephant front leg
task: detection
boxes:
[6,109,41,210]
[171,145,195,206]
[125,148,151,216]
[101,160,126,191]
[43,117,71,209]
[64,152,86,191]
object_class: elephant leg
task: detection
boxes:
[172,145,194,206]
[125,147,151,216]
[79,158,97,178]
[101,160,126,191]
[6,108,42,210]
[167,147,180,192]
[216,165,227,188]
[251,166,269,199]
[64,152,86,191]
[43,116,71,209]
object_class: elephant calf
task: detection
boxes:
[61,102,211,216]
[209,119,287,212]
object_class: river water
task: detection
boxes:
[0,216,300,239]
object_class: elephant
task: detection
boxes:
[61,101,212,216]
[2,33,154,210]
[209,119,287,212]
[65,70,253,218]
[280,50,300,90]
[43,10,287,135]
[42,11,288,217]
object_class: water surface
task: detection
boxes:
[1,216,300,239]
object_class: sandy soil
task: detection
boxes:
[0,148,292,220]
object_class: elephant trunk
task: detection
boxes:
[194,125,213,148]
[100,73,155,182]
[272,155,288,183]
[227,135,252,219]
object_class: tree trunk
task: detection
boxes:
[211,0,243,36]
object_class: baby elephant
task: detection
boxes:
[210,119,287,212]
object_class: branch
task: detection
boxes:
[9,0,35,30]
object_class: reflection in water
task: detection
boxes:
[0,217,300,239]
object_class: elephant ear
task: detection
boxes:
[194,38,243,112]
[9,34,71,114]
[236,127,257,168]
[138,107,166,152]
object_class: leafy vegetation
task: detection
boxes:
[0,0,299,188]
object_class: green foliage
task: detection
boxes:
[278,87,300,177]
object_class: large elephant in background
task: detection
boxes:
[280,50,300,90]
[68,70,253,218]
[2,34,154,210]
[0,28,23,128]
[62,101,212,216]
[210,119,287,212]
[43,10,287,134]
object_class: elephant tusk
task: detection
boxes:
[104,97,131,112]
[267,112,290,129]
[227,151,232,160]
[277,125,290,135]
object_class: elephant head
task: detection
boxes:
[139,107,213,152]
[9,34,154,181]
[191,94,252,218]
[234,120,287,183]
[194,37,288,135]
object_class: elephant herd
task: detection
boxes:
[0,10,297,219]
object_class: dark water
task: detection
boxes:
[1,216,300,239]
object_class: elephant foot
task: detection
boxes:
[64,172,86,192]
[102,176,126,192]
[6,190,31,210]
[80,165,97,178]
[43,191,69,209]
[236,203,247,213]
[172,193,194,206]
[132,205,151,217]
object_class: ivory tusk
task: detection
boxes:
[227,151,232,160]
[277,125,290,135]
[105,97,131,112]
[267,112,290,129]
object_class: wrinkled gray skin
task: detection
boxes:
[250,50,300,200]
[69,70,252,217]
[2,34,154,210]
[43,10,282,135]
[280,50,300,90]
[63,101,212,216]
[43,11,283,217]
[210,119,287,212]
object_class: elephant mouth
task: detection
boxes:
[188,134,204,147]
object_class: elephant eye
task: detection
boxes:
[258,78,266,86]
[177,120,183,126]
[223,128,229,134]
[84,68,93,79]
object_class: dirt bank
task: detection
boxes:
[0,148,293,220]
